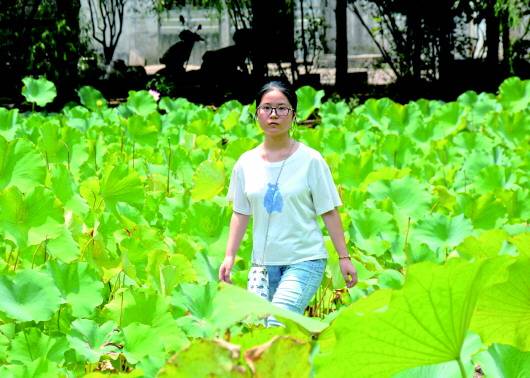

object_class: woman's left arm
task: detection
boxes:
[321,208,358,288]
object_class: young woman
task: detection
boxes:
[218,80,357,324]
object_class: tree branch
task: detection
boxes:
[349,1,401,79]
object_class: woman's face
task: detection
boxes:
[256,89,294,138]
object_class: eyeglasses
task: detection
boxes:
[257,105,294,117]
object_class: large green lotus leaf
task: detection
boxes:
[169,145,195,185]
[321,128,346,154]
[50,165,88,214]
[158,339,248,378]
[187,107,216,136]
[173,234,201,260]
[510,232,530,257]
[297,125,323,150]
[360,167,410,191]
[30,222,80,263]
[296,86,325,121]
[391,332,485,377]
[0,269,62,322]
[474,165,517,194]
[171,281,217,319]
[498,77,530,112]
[47,261,104,317]
[221,108,241,132]
[407,119,436,144]
[105,287,187,353]
[100,164,144,209]
[451,131,495,157]
[0,324,11,361]
[191,160,225,201]
[0,136,46,192]
[0,186,63,248]
[377,269,405,290]
[458,192,507,230]
[37,121,64,162]
[0,108,19,139]
[337,151,373,188]
[314,257,510,378]
[126,90,157,116]
[379,133,420,168]
[120,323,165,364]
[358,97,394,130]
[9,327,68,364]
[67,319,118,363]
[103,287,170,327]
[171,282,327,334]
[160,96,193,115]
[119,222,165,255]
[392,362,462,378]
[320,100,350,128]
[245,336,311,378]
[231,327,299,352]
[500,189,530,221]
[211,283,327,333]
[424,102,466,140]
[458,91,500,123]
[385,102,422,134]
[186,201,226,241]
[412,213,473,251]
[78,86,107,111]
[21,77,57,107]
[348,208,397,256]
[149,254,197,294]
[0,357,60,378]
[223,137,258,160]
[456,229,509,260]
[472,258,530,351]
[474,343,530,378]
[126,113,160,146]
[489,111,530,149]
[367,176,431,219]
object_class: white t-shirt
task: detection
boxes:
[227,142,342,265]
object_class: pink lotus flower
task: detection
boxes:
[148,89,160,102]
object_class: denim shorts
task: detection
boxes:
[264,258,327,327]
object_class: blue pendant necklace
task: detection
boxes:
[263,140,295,214]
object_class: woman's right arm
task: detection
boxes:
[218,211,250,283]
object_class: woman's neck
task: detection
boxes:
[263,135,292,151]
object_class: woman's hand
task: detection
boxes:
[339,258,358,288]
[218,255,235,283]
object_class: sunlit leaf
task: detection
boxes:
[472,258,530,351]
[191,160,225,201]
[0,269,62,322]
[21,77,57,107]
[0,136,46,192]
[315,258,510,378]
[67,319,118,363]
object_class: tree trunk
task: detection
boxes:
[437,0,453,83]
[335,0,348,92]
[485,0,500,66]
[406,3,421,82]
[500,8,511,73]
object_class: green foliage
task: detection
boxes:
[296,86,325,121]
[21,77,57,107]
[0,77,528,376]
[0,269,62,322]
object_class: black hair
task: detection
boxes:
[255,80,298,113]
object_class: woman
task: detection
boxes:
[218,80,357,324]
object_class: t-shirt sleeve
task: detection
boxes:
[226,161,251,215]
[308,156,342,215]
